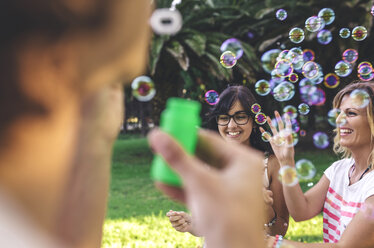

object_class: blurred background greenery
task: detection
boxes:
[125,0,374,147]
[108,1,374,246]
[102,135,339,247]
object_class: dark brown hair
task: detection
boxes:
[0,0,109,137]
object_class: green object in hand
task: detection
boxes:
[151,98,201,187]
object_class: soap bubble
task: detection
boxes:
[318,8,335,25]
[291,118,300,133]
[350,89,370,108]
[300,87,325,106]
[300,130,307,136]
[317,29,332,45]
[311,76,324,85]
[283,105,298,119]
[334,61,352,77]
[131,76,156,102]
[251,103,261,114]
[204,90,220,105]
[357,63,374,81]
[220,51,237,68]
[220,38,244,60]
[288,73,299,83]
[302,61,319,79]
[358,64,373,76]
[150,8,182,35]
[313,132,329,149]
[273,81,295,102]
[261,131,272,142]
[303,49,315,62]
[276,9,288,21]
[296,159,316,180]
[285,47,303,64]
[352,26,368,41]
[358,61,373,69]
[255,112,267,125]
[342,49,358,64]
[289,28,305,44]
[327,108,342,127]
[339,28,351,38]
[271,132,286,146]
[274,59,294,77]
[305,16,325,32]
[277,50,289,61]
[298,103,310,115]
[271,70,285,83]
[358,72,374,81]
[324,73,340,88]
[299,78,315,89]
[255,79,271,96]
[261,49,282,73]
[290,132,299,146]
[279,166,298,186]
[336,112,347,127]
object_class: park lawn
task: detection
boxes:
[102,135,339,247]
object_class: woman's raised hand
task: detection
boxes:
[260,111,295,167]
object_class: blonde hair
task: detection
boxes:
[332,81,374,166]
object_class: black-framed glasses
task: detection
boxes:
[216,111,250,126]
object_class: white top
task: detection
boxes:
[0,188,65,248]
[323,158,374,243]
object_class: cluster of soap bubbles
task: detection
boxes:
[284,7,368,45]
[357,62,374,81]
[278,159,316,186]
[219,38,244,69]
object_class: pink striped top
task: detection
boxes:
[323,158,374,243]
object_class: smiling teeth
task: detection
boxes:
[340,129,353,134]
[228,132,240,136]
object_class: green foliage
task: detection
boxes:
[103,137,340,246]
[148,0,374,132]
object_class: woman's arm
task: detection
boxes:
[260,112,329,221]
[267,196,374,248]
[267,155,289,235]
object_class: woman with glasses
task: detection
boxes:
[167,85,289,241]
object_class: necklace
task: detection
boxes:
[349,163,372,181]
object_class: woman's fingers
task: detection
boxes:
[266,116,278,137]
[275,111,284,130]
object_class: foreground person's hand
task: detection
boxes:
[148,129,266,248]
[166,210,199,235]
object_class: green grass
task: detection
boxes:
[103,136,338,247]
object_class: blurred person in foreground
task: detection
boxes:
[0,0,150,247]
